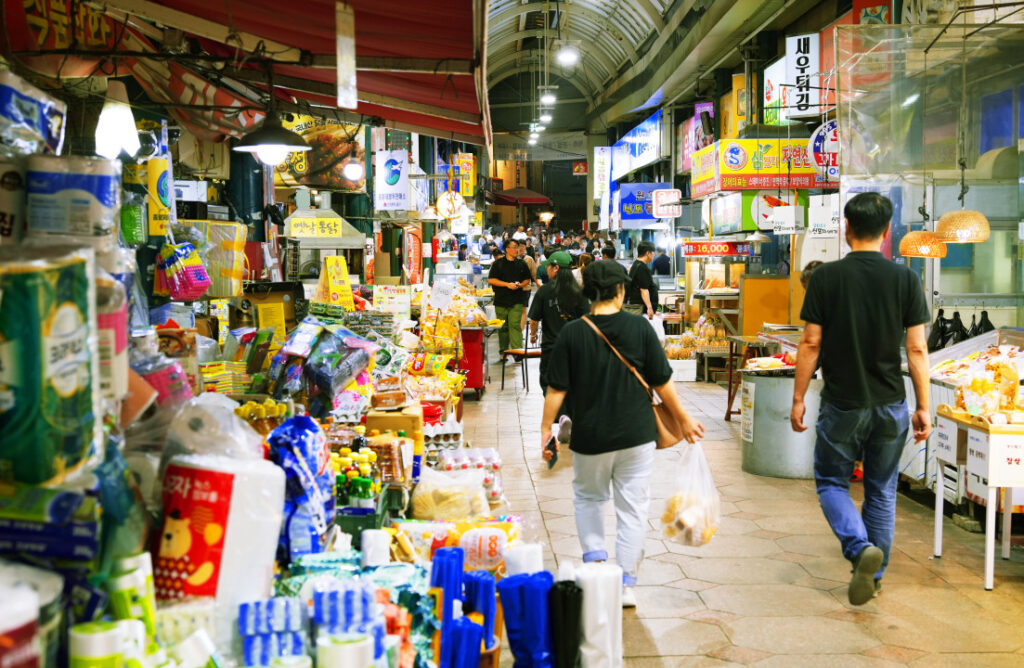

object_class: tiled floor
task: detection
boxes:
[463,358,1024,667]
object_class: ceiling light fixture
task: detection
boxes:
[529,132,539,139]
[536,125,546,132]
[95,80,141,159]
[528,138,538,146]
[233,64,312,166]
[556,44,579,66]
[539,112,552,123]
[540,92,557,106]
[899,230,948,258]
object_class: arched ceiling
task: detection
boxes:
[486,0,670,131]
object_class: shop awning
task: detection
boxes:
[486,188,551,206]
[2,0,491,147]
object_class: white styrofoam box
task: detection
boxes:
[670,359,697,382]
[174,179,208,202]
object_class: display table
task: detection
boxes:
[933,405,1022,590]
[740,373,823,479]
[724,335,776,421]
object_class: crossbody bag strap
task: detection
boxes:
[581,316,656,402]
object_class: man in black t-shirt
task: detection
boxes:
[487,239,533,354]
[625,241,656,318]
[790,192,932,607]
[528,251,589,392]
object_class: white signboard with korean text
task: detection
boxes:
[373,150,410,211]
[594,146,611,201]
[771,205,804,235]
[786,34,821,118]
[653,189,683,218]
[933,417,960,465]
[808,193,840,239]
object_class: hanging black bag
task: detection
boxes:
[927,309,949,351]
[949,311,969,345]
[978,310,996,334]
[967,314,979,339]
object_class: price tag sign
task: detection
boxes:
[989,434,1024,487]
[429,280,456,311]
[934,417,959,465]
[967,429,988,479]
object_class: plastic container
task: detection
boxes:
[0,585,40,668]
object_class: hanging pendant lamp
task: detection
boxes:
[936,209,989,244]
[898,230,948,258]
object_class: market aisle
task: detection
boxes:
[463,359,1024,667]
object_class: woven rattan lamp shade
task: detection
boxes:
[935,209,990,243]
[898,231,947,258]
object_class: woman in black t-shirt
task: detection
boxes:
[539,260,704,608]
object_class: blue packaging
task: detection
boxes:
[268,417,337,564]
[238,597,306,636]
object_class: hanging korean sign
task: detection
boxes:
[763,58,795,127]
[373,150,410,211]
[611,110,665,181]
[454,153,476,197]
[682,241,752,257]
[619,182,671,222]
[593,147,611,201]
[677,102,715,173]
[275,116,366,191]
[786,34,821,118]
[691,140,828,197]
[808,120,840,183]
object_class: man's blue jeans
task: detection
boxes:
[814,400,910,579]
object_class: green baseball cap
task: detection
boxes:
[540,251,573,272]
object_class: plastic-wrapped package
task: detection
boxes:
[163,393,264,468]
[410,467,489,522]
[661,443,720,547]
[305,331,372,398]
[0,243,101,485]
[268,417,338,564]
[0,71,67,155]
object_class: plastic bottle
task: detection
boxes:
[352,426,368,452]
[411,429,425,483]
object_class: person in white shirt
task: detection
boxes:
[512,225,528,242]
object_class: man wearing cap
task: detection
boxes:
[528,251,590,393]
[542,260,704,608]
[488,238,533,357]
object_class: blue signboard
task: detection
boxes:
[610,110,664,181]
[619,182,670,222]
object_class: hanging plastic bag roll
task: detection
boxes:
[503,542,544,576]
[575,563,623,668]
[154,454,285,654]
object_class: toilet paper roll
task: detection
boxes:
[26,155,120,236]
[115,619,146,666]
[360,530,391,568]
[106,568,156,638]
[503,543,544,576]
[69,620,124,667]
[316,632,374,668]
[154,454,285,654]
[113,552,155,602]
[575,562,623,668]
[169,628,219,668]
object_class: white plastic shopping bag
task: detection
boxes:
[661,442,721,546]
[646,313,666,342]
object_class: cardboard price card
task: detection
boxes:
[372,285,412,321]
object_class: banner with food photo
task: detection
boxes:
[274,115,367,191]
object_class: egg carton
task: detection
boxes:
[423,417,464,448]
[330,412,365,428]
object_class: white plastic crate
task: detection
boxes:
[670,359,697,382]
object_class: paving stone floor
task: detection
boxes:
[464,358,1024,667]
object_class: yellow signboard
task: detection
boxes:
[455,153,476,197]
[288,216,344,238]
[692,139,826,197]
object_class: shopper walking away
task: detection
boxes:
[625,241,657,318]
[790,192,931,606]
[652,249,671,276]
[488,239,533,359]
[528,251,590,394]
[601,246,616,260]
[541,260,704,608]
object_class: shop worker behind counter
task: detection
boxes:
[488,238,533,357]
[790,192,931,607]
